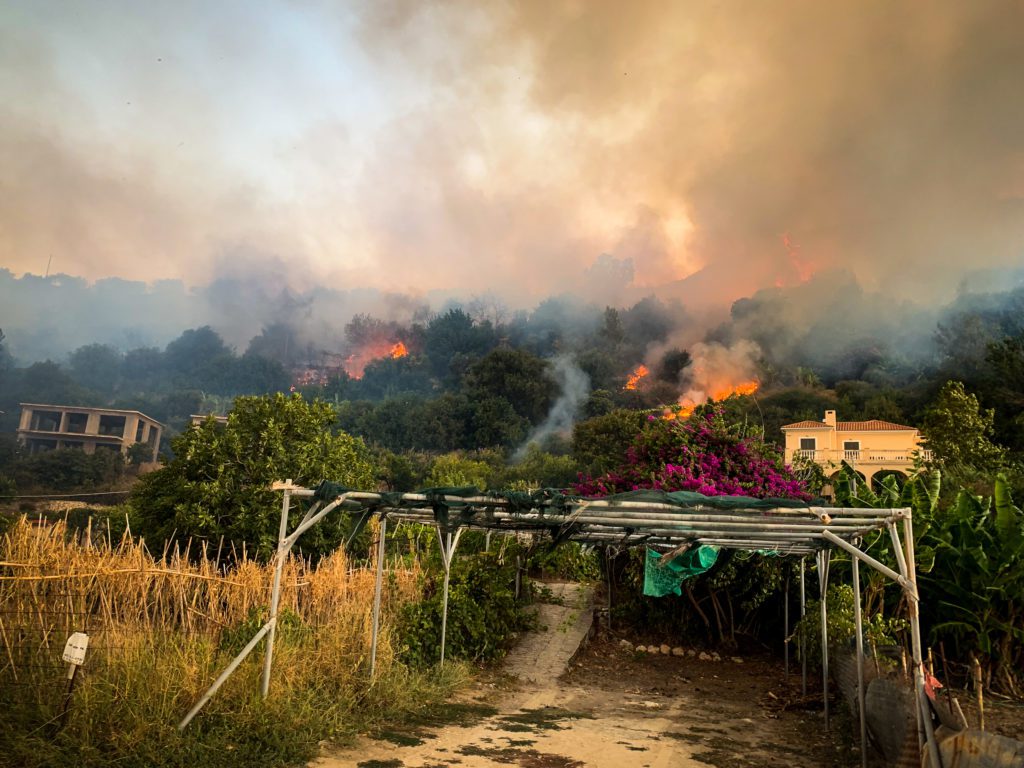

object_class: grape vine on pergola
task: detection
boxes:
[179,481,939,768]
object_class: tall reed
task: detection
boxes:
[0,516,461,768]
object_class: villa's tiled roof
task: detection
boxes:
[836,420,917,432]
[782,419,917,432]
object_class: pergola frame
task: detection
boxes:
[178,482,941,767]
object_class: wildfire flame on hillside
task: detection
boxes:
[624,364,650,391]
[665,379,760,420]
[344,340,409,379]
[661,339,762,420]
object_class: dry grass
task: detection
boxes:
[0,516,464,768]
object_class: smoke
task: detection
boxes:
[0,267,429,364]
[3,2,1024,384]
[2,1,1023,310]
[516,355,591,458]
[678,340,761,409]
[350,0,1024,307]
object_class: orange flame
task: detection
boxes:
[344,340,409,378]
[662,380,760,421]
[624,364,650,391]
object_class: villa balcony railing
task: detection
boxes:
[791,448,933,465]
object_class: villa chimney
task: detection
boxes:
[824,410,837,427]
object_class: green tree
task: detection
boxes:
[598,307,625,347]
[68,343,123,394]
[121,346,165,392]
[14,361,94,408]
[245,321,301,366]
[0,328,12,377]
[10,448,125,491]
[984,335,1024,454]
[463,348,556,424]
[921,381,1005,471]
[571,409,646,474]
[426,453,496,488]
[355,355,433,399]
[163,326,233,388]
[575,350,620,392]
[218,353,290,395]
[501,444,580,489]
[657,349,691,383]
[131,394,376,559]
[423,308,498,379]
[469,396,530,448]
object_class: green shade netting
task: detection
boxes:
[643,546,720,597]
[599,489,811,510]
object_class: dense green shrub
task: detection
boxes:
[9,448,126,491]
[794,584,906,668]
[397,551,530,667]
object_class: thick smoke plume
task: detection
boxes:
[516,355,591,458]
[2,2,1023,310]
[678,341,761,411]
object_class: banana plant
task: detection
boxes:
[834,465,1023,691]
[921,475,1023,693]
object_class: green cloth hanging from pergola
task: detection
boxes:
[643,545,721,597]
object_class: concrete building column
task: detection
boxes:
[124,415,141,450]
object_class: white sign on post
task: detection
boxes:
[62,632,89,667]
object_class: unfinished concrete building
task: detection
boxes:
[17,403,163,462]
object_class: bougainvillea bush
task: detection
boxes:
[573,405,809,500]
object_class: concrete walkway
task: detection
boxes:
[503,581,595,685]
[311,582,847,767]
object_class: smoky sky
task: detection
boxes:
[1,1,1022,311]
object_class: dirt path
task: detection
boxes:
[313,584,854,768]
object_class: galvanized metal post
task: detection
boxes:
[179,621,273,729]
[852,541,867,768]
[784,571,790,678]
[606,546,614,632]
[440,529,452,666]
[369,516,387,678]
[261,486,291,699]
[800,556,807,696]
[903,514,942,768]
[818,550,831,729]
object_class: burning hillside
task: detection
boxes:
[344,340,409,379]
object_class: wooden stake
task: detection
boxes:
[951,697,969,730]
[939,642,954,710]
[972,655,985,731]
